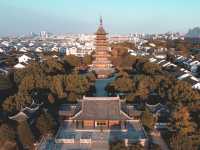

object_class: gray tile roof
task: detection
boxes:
[71,97,131,120]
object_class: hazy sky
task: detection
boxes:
[0,0,200,36]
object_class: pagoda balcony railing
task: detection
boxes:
[92,62,112,64]
[94,53,110,55]
[93,56,111,58]
[96,46,108,51]
[93,55,111,58]
[94,52,110,54]
[95,44,109,47]
[95,37,108,40]
[95,49,110,52]
[95,49,109,52]
[96,34,108,37]
[95,41,108,43]
[95,58,110,61]
[95,49,110,51]
[95,44,107,48]
[95,48,109,50]
[93,60,111,62]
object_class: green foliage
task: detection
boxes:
[0,75,12,90]
[0,123,16,142]
[82,55,93,65]
[86,72,96,82]
[134,75,154,101]
[67,92,79,102]
[41,59,65,75]
[142,62,161,75]
[36,111,56,136]
[17,121,34,149]
[3,93,32,114]
[113,77,134,93]
[169,81,200,106]
[169,133,198,150]
[129,143,144,150]
[106,72,134,96]
[63,55,80,68]
[141,108,155,131]
[49,75,65,98]
[109,141,127,150]
[149,143,161,150]
[111,41,136,50]
[64,74,90,95]
[109,141,143,150]
[112,55,138,70]
[172,106,197,135]
[126,93,136,103]
[14,62,44,84]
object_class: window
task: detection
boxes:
[96,121,107,126]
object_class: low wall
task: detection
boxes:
[55,138,74,144]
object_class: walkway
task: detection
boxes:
[95,75,116,96]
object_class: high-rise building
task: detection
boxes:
[40,31,49,39]
[91,17,114,78]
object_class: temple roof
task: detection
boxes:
[96,26,107,35]
[71,96,131,120]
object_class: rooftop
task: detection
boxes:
[71,96,131,120]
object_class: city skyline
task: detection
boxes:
[0,0,200,36]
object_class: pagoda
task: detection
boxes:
[92,17,114,78]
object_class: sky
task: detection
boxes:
[0,0,200,36]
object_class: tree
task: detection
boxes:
[41,59,65,75]
[0,75,13,90]
[63,55,80,69]
[169,81,200,107]
[129,143,144,150]
[109,141,127,150]
[63,74,90,95]
[82,55,92,65]
[141,108,155,131]
[134,76,155,101]
[175,42,189,56]
[17,121,34,149]
[18,75,35,93]
[50,75,65,98]
[3,93,32,114]
[14,62,44,85]
[126,93,136,103]
[0,123,16,142]
[107,74,134,96]
[86,72,96,82]
[35,111,56,136]
[170,134,196,150]
[67,92,79,102]
[142,62,161,75]
[173,107,196,135]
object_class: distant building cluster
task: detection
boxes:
[149,55,200,90]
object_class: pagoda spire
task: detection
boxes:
[100,16,103,26]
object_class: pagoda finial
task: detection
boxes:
[100,16,103,26]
